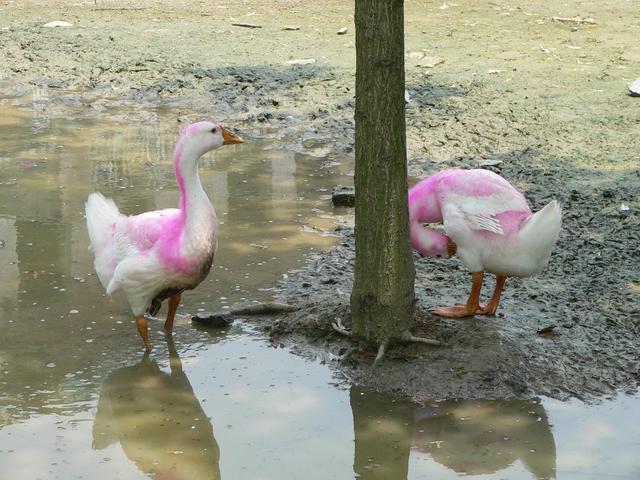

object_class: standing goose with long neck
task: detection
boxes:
[86,121,243,350]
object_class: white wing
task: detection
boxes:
[443,189,529,235]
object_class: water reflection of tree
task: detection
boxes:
[93,340,221,480]
[0,217,19,311]
[350,386,414,479]
[350,387,556,479]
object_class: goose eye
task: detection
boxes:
[211,127,217,134]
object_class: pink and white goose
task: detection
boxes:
[409,168,561,318]
[86,121,243,350]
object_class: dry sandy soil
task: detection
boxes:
[1,0,638,400]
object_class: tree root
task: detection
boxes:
[373,341,388,366]
[331,317,352,336]
[398,330,441,346]
[330,319,441,365]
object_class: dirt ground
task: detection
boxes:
[1,0,638,400]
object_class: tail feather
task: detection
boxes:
[85,193,123,290]
[518,199,562,271]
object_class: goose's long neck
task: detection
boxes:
[174,140,216,235]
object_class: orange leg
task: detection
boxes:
[447,241,457,258]
[163,292,181,334]
[433,271,484,318]
[477,275,507,316]
[135,315,152,351]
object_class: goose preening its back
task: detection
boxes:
[86,121,243,350]
[409,168,562,317]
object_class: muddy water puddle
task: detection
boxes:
[0,96,639,479]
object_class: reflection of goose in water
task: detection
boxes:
[92,340,220,480]
[349,387,556,480]
[412,399,556,479]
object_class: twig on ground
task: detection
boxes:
[231,22,262,29]
[92,7,147,11]
[330,319,440,365]
[230,302,299,315]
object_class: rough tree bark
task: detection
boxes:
[350,0,415,345]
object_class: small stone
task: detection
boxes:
[537,325,557,335]
[477,159,503,167]
[69,309,79,314]
[42,21,73,28]
[332,185,355,207]
[629,77,640,97]
[283,25,301,31]
[551,16,596,25]
[417,56,445,68]
[286,58,316,65]
[620,203,630,211]
[337,27,348,35]
[45,80,67,89]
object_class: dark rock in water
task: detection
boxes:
[192,311,234,328]
[46,80,67,89]
[332,185,355,207]
[28,78,68,89]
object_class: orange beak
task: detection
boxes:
[221,126,243,145]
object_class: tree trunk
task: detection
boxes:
[351,0,414,344]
